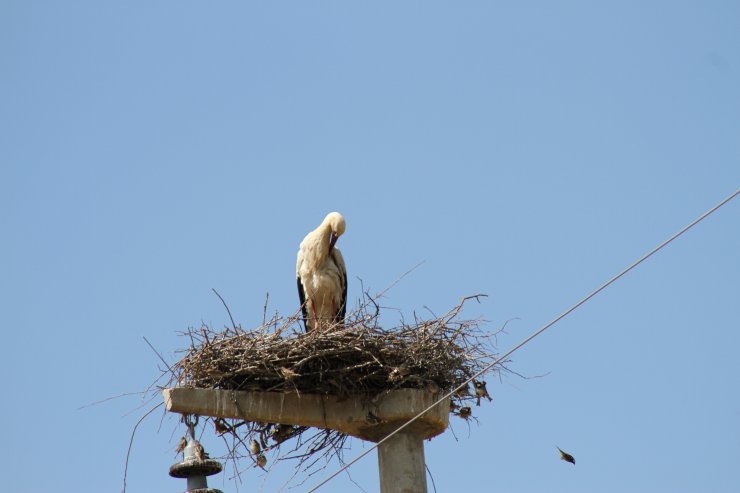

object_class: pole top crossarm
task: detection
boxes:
[163,387,450,442]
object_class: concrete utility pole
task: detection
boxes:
[163,387,449,493]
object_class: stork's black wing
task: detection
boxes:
[329,248,348,325]
[297,275,310,332]
[339,260,347,323]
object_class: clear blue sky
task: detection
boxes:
[2,2,738,492]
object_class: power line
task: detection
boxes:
[307,188,739,492]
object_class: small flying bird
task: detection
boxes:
[296,212,347,332]
[175,436,187,455]
[473,380,492,406]
[256,453,268,470]
[249,439,261,455]
[557,447,576,465]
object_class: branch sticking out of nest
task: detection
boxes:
[168,293,509,484]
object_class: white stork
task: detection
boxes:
[296,212,347,332]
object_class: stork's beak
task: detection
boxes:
[329,232,338,251]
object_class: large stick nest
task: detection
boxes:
[167,294,510,486]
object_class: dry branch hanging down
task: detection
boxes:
[167,294,508,481]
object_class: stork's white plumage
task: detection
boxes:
[296,212,347,332]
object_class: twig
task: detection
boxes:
[212,288,237,330]
[263,292,270,326]
[122,403,163,493]
[143,336,177,379]
[76,390,150,410]
[374,261,425,300]
[425,463,437,493]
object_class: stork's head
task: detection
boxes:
[324,211,346,251]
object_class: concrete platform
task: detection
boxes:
[163,387,449,442]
